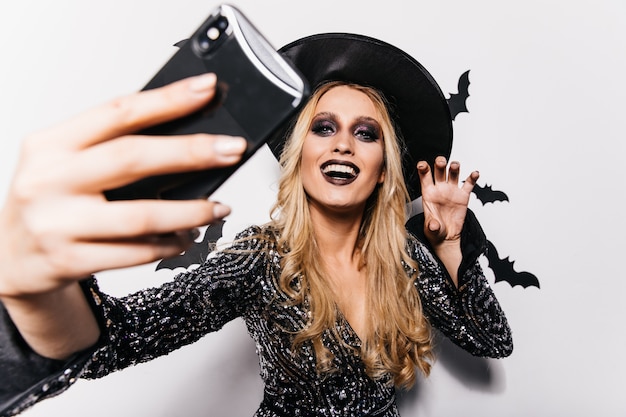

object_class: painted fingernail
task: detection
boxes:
[213,203,231,219]
[188,73,217,93]
[213,136,247,156]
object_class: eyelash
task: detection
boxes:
[311,120,335,136]
[311,120,380,142]
[354,126,380,142]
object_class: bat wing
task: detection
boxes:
[156,221,225,271]
[447,70,471,120]
[203,220,225,253]
[472,183,509,205]
[485,240,540,289]
[155,255,191,271]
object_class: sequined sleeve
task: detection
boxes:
[406,211,513,358]
[0,227,271,415]
[81,226,270,378]
[0,299,96,416]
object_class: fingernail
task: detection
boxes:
[213,136,247,156]
[213,203,231,219]
[188,73,217,93]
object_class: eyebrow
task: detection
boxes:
[312,112,381,127]
[312,111,337,121]
[355,116,381,127]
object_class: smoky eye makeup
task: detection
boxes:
[353,118,382,141]
[309,113,382,141]
[310,113,337,136]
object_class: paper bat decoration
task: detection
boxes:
[156,220,225,271]
[472,183,509,205]
[485,240,540,289]
[447,70,471,120]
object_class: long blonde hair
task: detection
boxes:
[269,81,433,387]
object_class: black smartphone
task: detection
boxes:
[105,4,309,200]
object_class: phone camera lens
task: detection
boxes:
[216,16,228,30]
[194,16,229,56]
[207,27,221,41]
[198,38,210,51]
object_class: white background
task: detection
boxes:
[1,1,624,416]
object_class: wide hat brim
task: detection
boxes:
[268,33,453,200]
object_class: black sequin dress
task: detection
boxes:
[0,221,512,417]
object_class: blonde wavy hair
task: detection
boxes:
[268,81,433,387]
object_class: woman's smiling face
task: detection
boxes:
[300,85,385,216]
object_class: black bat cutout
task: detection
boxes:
[447,70,471,120]
[485,240,540,289]
[472,183,509,205]
[156,220,225,271]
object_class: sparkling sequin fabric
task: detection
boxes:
[1,225,512,416]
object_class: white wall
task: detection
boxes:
[1,1,624,416]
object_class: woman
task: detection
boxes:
[0,34,512,416]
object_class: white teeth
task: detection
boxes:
[322,164,356,177]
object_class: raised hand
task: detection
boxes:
[417,156,479,285]
[0,73,246,297]
[0,74,248,358]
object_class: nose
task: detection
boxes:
[332,131,354,155]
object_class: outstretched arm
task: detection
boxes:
[0,74,246,360]
[417,156,479,287]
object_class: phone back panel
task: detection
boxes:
[105,5,308,200]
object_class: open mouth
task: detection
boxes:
[320,160,359,185]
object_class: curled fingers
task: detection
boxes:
[27,74,219,152]
[66,134,246,192]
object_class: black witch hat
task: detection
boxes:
[268,33,453,200]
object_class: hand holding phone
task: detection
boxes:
[105,4,309,200]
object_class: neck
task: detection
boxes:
[308,202,365,265]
